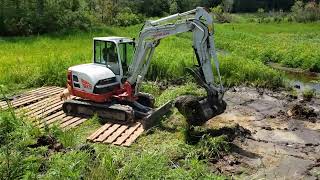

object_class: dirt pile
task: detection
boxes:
[287,103,317,121]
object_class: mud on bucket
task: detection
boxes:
[174,95,227,126]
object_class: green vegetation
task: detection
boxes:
[303,88,316,101]
[0,84,229,179]
[2,0,314,36]
[2,21,306,90]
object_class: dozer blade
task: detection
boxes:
[142,100,173,129]
[175,95,226,126]
[62,99,135,124]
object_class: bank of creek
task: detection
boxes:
[205,86,319,179]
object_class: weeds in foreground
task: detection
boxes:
[303,88,316,101]
[0,94,228,179]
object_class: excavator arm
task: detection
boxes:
[126,7,226,125]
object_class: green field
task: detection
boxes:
[1,21,320,179]
[1,22,320,91]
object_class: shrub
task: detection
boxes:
[115,12,144,27]
[303,88,315,101]
[210,5,232,23]
[290,0,320,22]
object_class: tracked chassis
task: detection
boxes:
[62,99,173,128]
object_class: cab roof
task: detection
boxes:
[93,37,133,43]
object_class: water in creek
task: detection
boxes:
[285,71,320,92]
[268,63,320,93]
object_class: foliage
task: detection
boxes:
[195,135,230,160]
[290,0,320,22]
[215,23,320,73]
[0,109,43,179]
[43,151,92,179]
[303,88,315,101]
[115,9,144,27]
[5,22,319,90]
[0,0,94,36]
[211,5,232,23]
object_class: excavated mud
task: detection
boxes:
[206,87,320,179]
[28,135,65,153]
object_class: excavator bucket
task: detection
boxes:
[175,95,226,126]
[173,67,226,126]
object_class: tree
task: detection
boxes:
[222,0,234,12]
[169,0,178,14]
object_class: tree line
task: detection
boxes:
[1,0,319,36]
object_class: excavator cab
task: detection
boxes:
[93,37,135,78]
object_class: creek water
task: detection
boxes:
[285,70,320,92]
[268,63,320,93]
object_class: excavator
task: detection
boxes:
[62,7,226,127]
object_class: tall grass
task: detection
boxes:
[1,22,309,90]
[215,23,320,72]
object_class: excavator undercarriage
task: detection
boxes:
[62,94,174,128]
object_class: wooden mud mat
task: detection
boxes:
[87,122,144,147]
[0,86,87,130]
[1,86,145,146]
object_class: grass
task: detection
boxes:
[1,22,308,90]
[215,23,320,72]
[0,84,229,179]
[1,22,318,91]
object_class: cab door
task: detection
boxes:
[118,42,135,76]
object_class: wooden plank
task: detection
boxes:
[0,87,51,106]
[94,124,120,142]
[11,87,62,104]
[60,117,81,128]
[87,123,113,141]
[11,88,62,108]
[59,116,76,124]
[36,111,64,126]
[14,94,60,110]
[29,101,63,118]
[33,103,63,119]
[122,125,144,147]
[38,113,68,128]
[113,123,141,145]
[23,97,61,115]
[63,118,88,131]
[104,125,128,144]
[1,87,63,109]
[26,98,62,114]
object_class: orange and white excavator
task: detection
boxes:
[61,7,226,127]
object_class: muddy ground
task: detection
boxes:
[206,87,320,179]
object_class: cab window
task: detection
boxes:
[118,42,135,75]
[94,40,120,75]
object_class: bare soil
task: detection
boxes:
[206,87,320,179]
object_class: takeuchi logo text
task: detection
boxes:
[81,79,92,89]
[152,31,170,39]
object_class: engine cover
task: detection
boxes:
[68,63,118,94]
